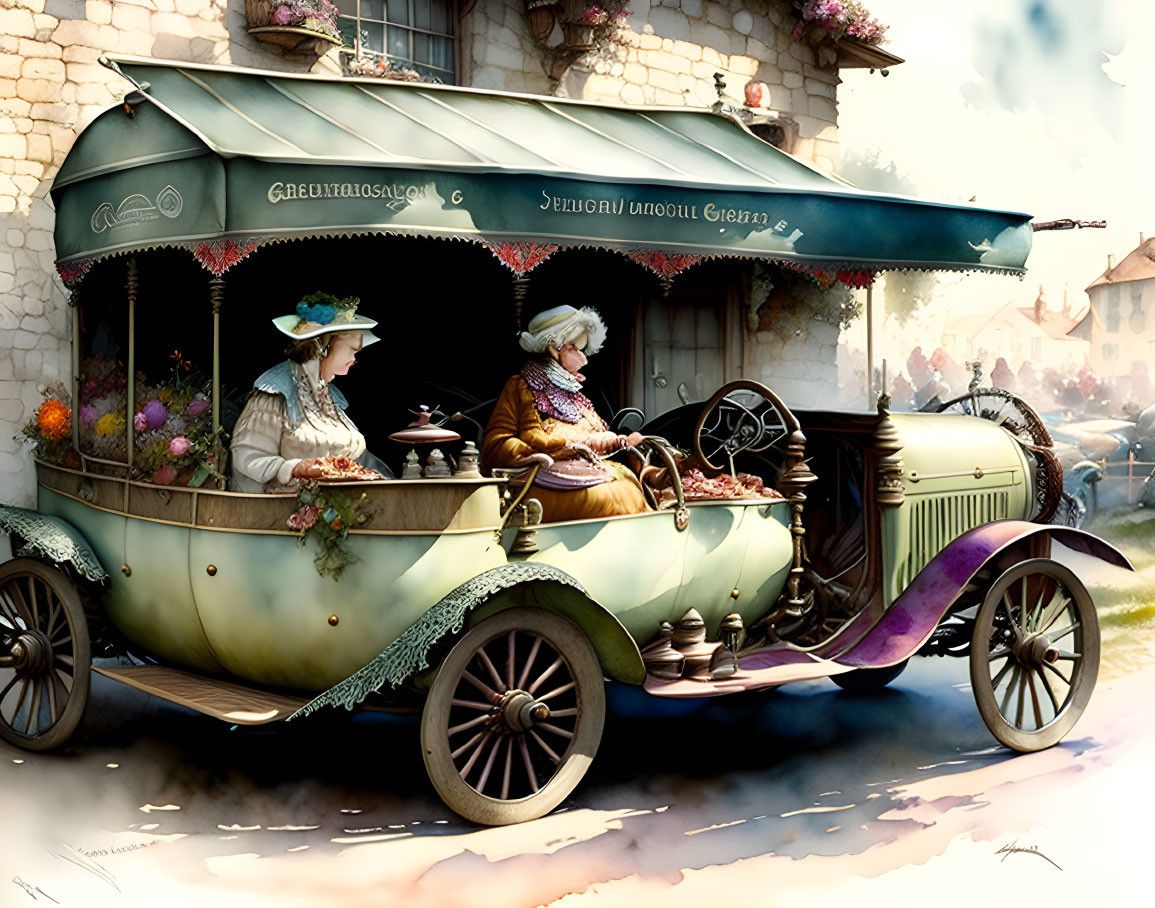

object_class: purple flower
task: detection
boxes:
[272,5,293,25]
[187,398,211,419]
[133,411,148,432]
[169,436,191,457]
[143,398,168,430]
[81,405,98,426]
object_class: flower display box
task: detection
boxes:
[559,22,596,50]
[245,0,343,54]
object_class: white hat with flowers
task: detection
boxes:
[272,291,380,346]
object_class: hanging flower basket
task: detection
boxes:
[245,0,344,54]
[560,22,596,50]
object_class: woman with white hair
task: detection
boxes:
[482,305,649,522]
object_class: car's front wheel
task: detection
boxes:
[420,608,605,825]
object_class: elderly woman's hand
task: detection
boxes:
[517,452,554,469]
[291,458,324,480]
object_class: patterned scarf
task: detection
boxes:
[522,359,595,424]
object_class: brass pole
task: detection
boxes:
[69,285,80,454]
[209,275,225,487]
[126,258,138,473]
[512,273,529,333]
[865,283,874,402]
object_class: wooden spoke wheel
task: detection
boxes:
[970,559,1098,752]
[421,608,605,825]
[0,559,91,751]
[935,388,1053,447]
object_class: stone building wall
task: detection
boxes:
[0,0,340,506]
[465,0,840,172]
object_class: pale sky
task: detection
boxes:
[837,0,1155,339]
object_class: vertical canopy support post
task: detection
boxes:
[512,273,529,334]
[209,275,225,487]
[69,285,81,454]
[125,257,138,480]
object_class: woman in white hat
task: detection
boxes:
[230,292,387,493]
[482,305,649,522]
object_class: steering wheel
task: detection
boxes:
[692,380,800,478]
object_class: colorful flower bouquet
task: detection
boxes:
[18,382,79,468]
[131,351,224,487]
[287,481,369,581]
[558,1,630,49]
[295,290,361,326]
[78,353,129,463]
[254,0,342,43]
[791,0,888,48]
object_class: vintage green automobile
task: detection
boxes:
[0,58,1131,826]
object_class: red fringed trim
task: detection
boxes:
[57,259,95,286]
[191,238,265,276]
[484,241,560,274]
[626,251,706,281]
[779,261,876,289]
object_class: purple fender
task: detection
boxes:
[832,520,1132,670]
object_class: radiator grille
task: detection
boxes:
[900,490,1011,588]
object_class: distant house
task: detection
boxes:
[1083,235,1155,383]
[943,296,1086,376]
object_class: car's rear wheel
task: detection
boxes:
[0,559,91,751]
[421,608,605,825]
[970,559,1098,752]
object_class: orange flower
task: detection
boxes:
[37,399,71,442]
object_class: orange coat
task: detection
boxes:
[482,375,649,522]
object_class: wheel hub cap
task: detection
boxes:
[1015,633,1059,670]
[6,630,50,675]
[499,690,550,733]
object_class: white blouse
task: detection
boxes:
[229,359,366,493]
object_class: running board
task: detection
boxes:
[94,665,311,725]
[643,649,854,698]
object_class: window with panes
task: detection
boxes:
[336,1,456,83]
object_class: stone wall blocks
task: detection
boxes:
[672,39,701,61]
[706,5,732,29]
[75,82,113,105]
[647,7,691,42]
[0,52,20,79]
[151,12,197,39]
[20,315,50,334]
[805,76,837,100]
[0,7,36,39]
[86,0,113,26]
[758,65,783,84]
[6,228,23,247]
[0,133,26,159]
[118,28,154,55]
[652,87,683,105]
[0,78,16,99]
[18,38,61,59]
[620,82,644,105]
[638,34,661,50]
[700,45,724,68]
[783,70,802,89]
[788,41,814,64]
[12,329,37,350]
[22,57,64,80]
[746,36,771,62]
[24,228,51,252]
[111,2,150,32]
[0,97,31,116]
[16,78,61,103]
[0,197,14,214]
[29,101,72,123]
[808,94,837,121]
[25,133,51,164]
[50,18,101,47]
[680,0,702,16]
[646,67,681,93]
[727,54,758,77]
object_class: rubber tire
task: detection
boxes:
[831,659,908,691]
[970,559,1098,752]
[420,607,605,826]
[0,559,91,751]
